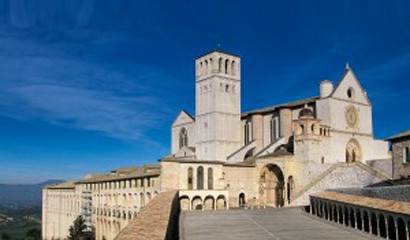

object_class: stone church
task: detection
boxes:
[42,50,392,240]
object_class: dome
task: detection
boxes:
[299,107,314,118]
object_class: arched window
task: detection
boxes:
[287,176,294,204]
[207,168,213,190]
[179,128,188,149]
[404,147,410,163]
[187,167,193,190]
[231,61,236,75]
[244,121,252,145]
[225,59,229,74]
[197,166,204,190]
[225,84,229,92]
[218,58,223,72]
[270,117,279,142]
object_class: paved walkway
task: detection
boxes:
[180,207,379,240]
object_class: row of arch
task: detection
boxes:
[180,195,228,211]
[93,191,159,211]
[197,57,237,76]
[311,197,410,240]
[96,217,123,240]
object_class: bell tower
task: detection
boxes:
[195,50,242,161]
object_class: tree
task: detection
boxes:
[67,216,95,240]
[25,228,41,240]
[1,233,11,240]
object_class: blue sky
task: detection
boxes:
[0,0,409,184]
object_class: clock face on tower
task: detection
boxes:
[345,106,358,127]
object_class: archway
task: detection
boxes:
[204,196,215,210]
[287,176,294,205]
[239,193,246,207]
[180,196,190,211]
[345,138,361,162]
[216,195,227,210]
[192,196,203,210]
[259,164,284,207]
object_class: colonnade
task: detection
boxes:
[310,197,410,240]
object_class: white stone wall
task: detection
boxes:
[195,51,242,161]
[42,188,80,240]
[89,177,160,240]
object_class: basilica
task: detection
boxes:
[42,50,392,240]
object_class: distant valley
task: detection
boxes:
[0,180,64,208]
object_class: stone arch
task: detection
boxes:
[153,191,159,197]
[192,196,203,210]
[180,195,191,211]
[244,148,254,160]
[146,192,152,203]
[287,176,294,205]
[239,192,246,207]
[216,195,227,210]
[225,59,229,74]
[345,138,362,162]
[259,164,285,207]
[204,195,215,210]
[343,206,349,226]
[370,212,378,235]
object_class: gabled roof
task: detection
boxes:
[241,96,318,117]
[172,110,195,127]
[330,66,370,105]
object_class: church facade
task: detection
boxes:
[42,50,392,240]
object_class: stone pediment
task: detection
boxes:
[172,110,195,127]
[331,67,370,105]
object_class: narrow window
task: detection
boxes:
[218,58,223,72]
[404,147,410,163]
[271,117,277,143]
[207,168,213,190]
[197,166,204,190]
[188,167,193,190]
[179,128,188,149]
[231,61,236,75]
[225,59,229,74]
[244,122,251,145]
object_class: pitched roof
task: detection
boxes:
[44,181,76,189]
[77,165,161,183]
[386,130,410,141]
[241,96,318,117]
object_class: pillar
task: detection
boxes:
[354,211,358,229]
[394,218,399,240]
[405,222,409,240]
[385,217,389,239]
[361,213,365,231]
[376,217,380,237]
